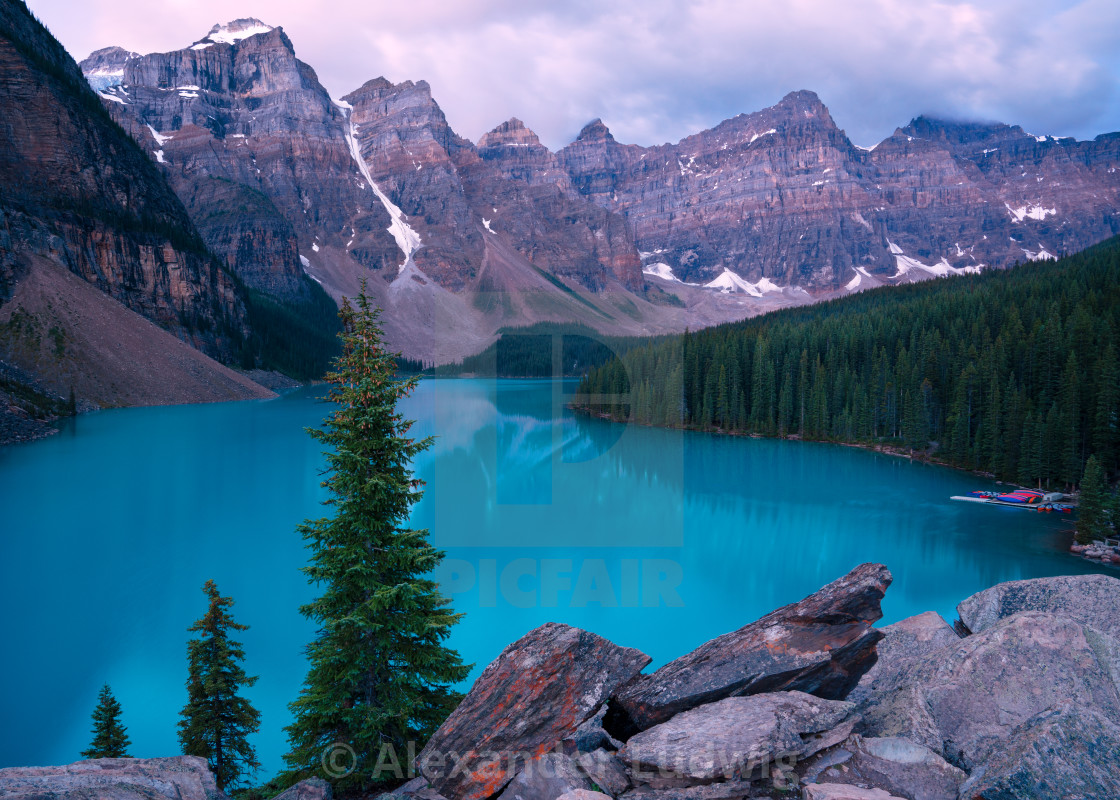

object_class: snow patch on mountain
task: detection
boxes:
[146,125,171,146]
[341,113,422,274]
[890,245,982,278]
[705,269,783,296]
[203,19,274,45]
[846,266,875,291]
[1023,246,1055,261]
[1005,202,1056,223]
[643,262,680,282]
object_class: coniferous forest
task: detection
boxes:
[576,236,1120,489]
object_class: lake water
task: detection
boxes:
[0,378,1110,776]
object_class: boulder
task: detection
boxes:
[958,704,1120,799]
[557,792,613,800]
[618,783,757,799]
[273,778,332,800]
[956,573,1120,634]
[848,612,959,706]
[376,776,448,799]
[802,786,904,800]
[495,753,593,800]
[611,564,891,734]
[576,749,630,797]
[858,611,1120,769]
[0,756,224,800]
[417,623,651,800]
[801,735,965,800]
[621,691,855,788]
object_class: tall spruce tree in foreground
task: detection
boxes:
[285,289,469,792]
[178,580,261,791]
[81,685,130,759]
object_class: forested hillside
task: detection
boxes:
[576,237,1120,489]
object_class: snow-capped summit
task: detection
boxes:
[199,19,274,46]
[80,46,140,90]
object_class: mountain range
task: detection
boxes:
[1,1,1118,434]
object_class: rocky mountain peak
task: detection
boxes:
[772,88,835,127]
[477,117,543,149]
[79,46,139,90]
[899,115,1047,152]
[201,18,274,45]
[343,77,438,112]
[575,118,615,142]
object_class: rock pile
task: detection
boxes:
[392,567,1120,800]
[5,569,1119,800]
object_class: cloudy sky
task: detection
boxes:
[27,0,1120,150]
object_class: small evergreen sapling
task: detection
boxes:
[81,684,130,759]
[178,580,261,790]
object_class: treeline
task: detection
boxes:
[416,323,661,378]
[577,236,1120,490]
[240,279,341,380]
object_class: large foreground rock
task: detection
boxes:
[848,612,959,706]
[417,622,650,800]
[958,704,1120,799]
[801,735,965,800]
[621,691,855,788]
[494,753,593,800]
[859,611,1120,769]
[956,573,1120,634]
[611,564,891,734]
[0,756,224,800]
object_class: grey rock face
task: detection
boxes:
[621,691,855,788]
[859,611,1120,770]
[956,573,1120,634]
[417,622,650,800]
[81,23,390,301]
[559,91,1120,291]
[958,704,1120,800]
[802,735,964,800]
[556,791,613,800]
[0,0,248,364]
[802,785,904,800]
[576,749,630,797]
[495,753,593,800]
[0,756,225,800]
[848,612,959,705]
[619,783,757,800]
[272,777,332,800]
[611,563,891,734]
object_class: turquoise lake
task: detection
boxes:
[0,378,1111,776]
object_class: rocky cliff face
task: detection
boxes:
[80,20,398,302]
[0,0,248,367]
[558,90,1120,291]
[81,25,656,361]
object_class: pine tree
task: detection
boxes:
[1077,455,1110,544]
[81,685,130,759]
[285,289,469,792]
[178,580,261,791]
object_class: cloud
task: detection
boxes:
[27,0,1120,150]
